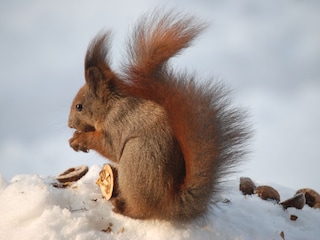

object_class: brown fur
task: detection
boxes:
[68,10,250,222]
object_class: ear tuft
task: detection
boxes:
[83,30,120,98]
[85,30,112,70]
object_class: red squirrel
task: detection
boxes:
[68,10,250,221]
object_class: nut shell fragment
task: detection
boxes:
[296,188,320,208]
[239,177,256,195]
[280,193,305,209]
[56,165,88,183]
[96,164,114,200]
[255,185,280,203]
[290,215,298,221]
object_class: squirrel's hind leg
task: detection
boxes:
[110,165,151,220]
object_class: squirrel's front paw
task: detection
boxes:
[69,131,90,153]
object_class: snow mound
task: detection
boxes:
[0,166,319,240]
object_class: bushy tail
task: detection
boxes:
[120,10,250,220]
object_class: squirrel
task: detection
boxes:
[68,10,250,222]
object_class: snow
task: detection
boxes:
[0,165,319,240]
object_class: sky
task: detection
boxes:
[0,0,319,192]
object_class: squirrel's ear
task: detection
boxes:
[86,66,119,98]
[85,66,105,97]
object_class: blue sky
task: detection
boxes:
[1,0,319,191]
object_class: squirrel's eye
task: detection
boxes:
[76,104,83,112]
